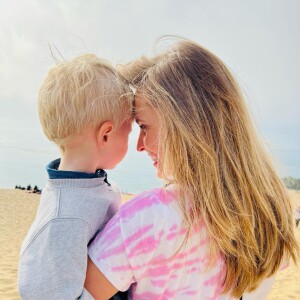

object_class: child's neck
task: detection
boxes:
[59,142,102,174]
[59,155,98,174]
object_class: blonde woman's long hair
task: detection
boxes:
[118,39,299,298]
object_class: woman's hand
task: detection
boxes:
[84,257,118,300]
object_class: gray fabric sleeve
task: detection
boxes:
[18,218,92,300]
[78,288,95,299]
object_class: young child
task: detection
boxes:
[18,54,132,299]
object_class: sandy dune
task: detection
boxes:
[0,189,299,299]
[0,189,40,300]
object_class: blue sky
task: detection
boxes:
[0,0,299,177]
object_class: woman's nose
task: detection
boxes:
[137,132,145,152]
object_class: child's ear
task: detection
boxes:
[97,121,114,146]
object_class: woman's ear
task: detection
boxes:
[96,121,114,146]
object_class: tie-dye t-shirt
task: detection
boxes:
[88,186,275,300]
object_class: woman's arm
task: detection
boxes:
[84,258,118,300]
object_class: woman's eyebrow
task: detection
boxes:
[132,104,136,117]
[135,117,146,124]
[135,117,141,124]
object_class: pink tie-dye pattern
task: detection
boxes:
[187,267,198,274]
[151,279,166,288]
[89,187,229,299]
[207,264,227,300]
[97,243,124,260]
[135,286,200,300]
[93,214,120,244]
[204,273,222,286]
[127,235,158,259]
[120,189,164,220]
[166,227,186,240]
[123,224,154,247]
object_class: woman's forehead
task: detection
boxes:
[133,94,159,122]
[134,94,149,109]
[133,94,152,116]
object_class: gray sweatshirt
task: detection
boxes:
[18,159,121,300]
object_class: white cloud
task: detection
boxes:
[0,0,299,144]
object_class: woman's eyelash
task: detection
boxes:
[139,124,146,130]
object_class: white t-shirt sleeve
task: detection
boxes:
[88,187,227,300]
[88,212,134,291]
[88,189,172,291]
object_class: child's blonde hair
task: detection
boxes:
[119,39,299,298]
[38,54,131,147]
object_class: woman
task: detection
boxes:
[84,39,299,299]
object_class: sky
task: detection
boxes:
[0,0,299,178]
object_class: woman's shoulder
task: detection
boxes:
[115,186,190,262]
[118,185,181,224]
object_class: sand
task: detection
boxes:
[0,189,299,300]
[0,189,40,300]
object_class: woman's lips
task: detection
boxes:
[148,153,158,168]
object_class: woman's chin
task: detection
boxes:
[155,168,163,178]
[153,161,160,177]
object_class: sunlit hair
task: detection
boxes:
[118,39,299,297]
[38,54,131,148]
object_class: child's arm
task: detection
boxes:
[18,218,92,299]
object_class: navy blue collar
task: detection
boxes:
[46,158,110,185]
